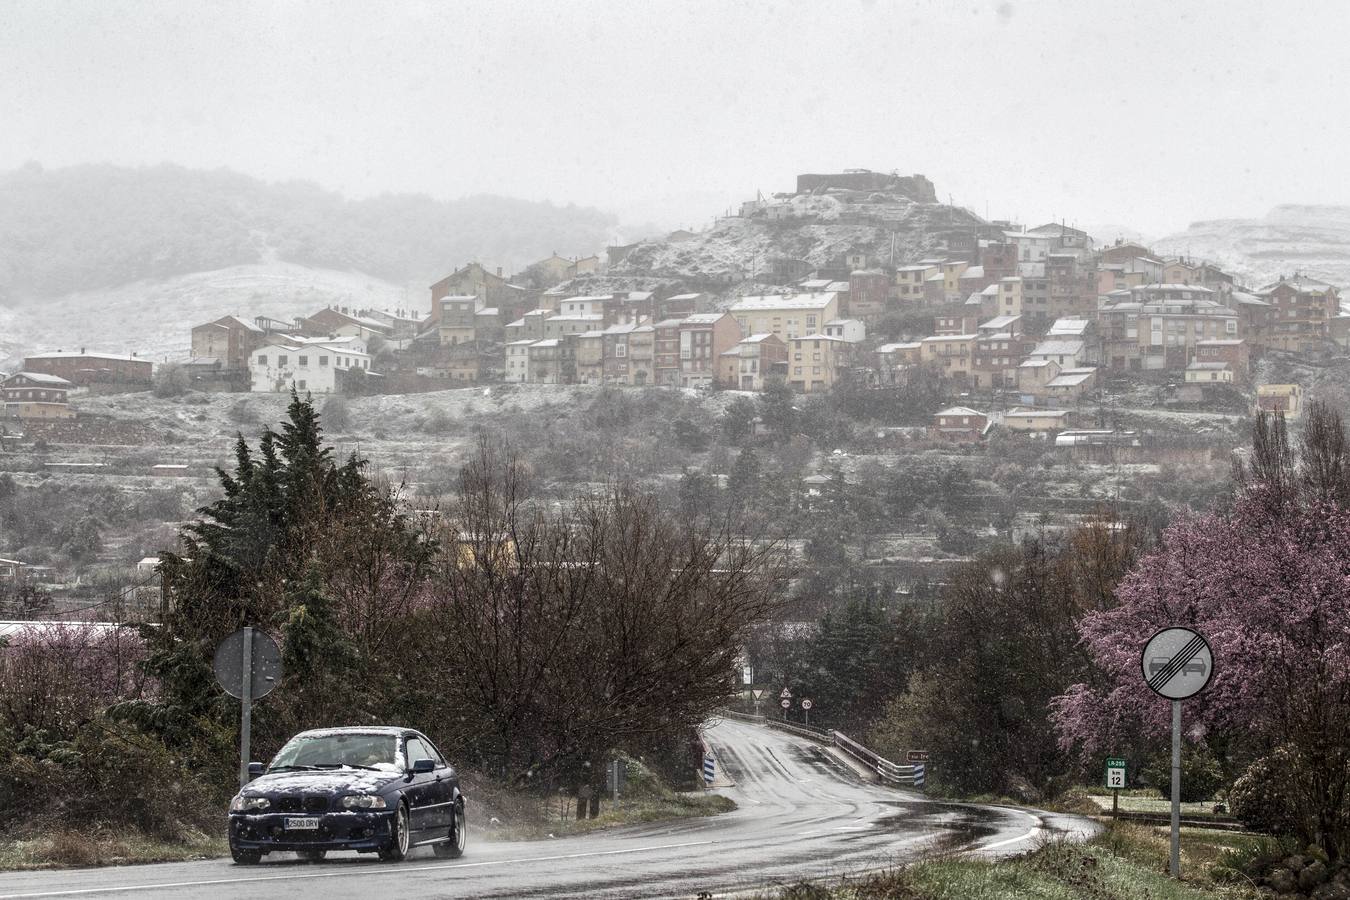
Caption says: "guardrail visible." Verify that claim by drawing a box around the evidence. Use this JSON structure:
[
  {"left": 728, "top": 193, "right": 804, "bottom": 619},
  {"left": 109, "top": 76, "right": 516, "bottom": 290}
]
[
  {"left": 715, "top": 708, "right": 766, "bottom": 726},
  {"left": 765, "top": 718, "right": 833, "bottom": 743},
  {"left": 714, "top": 708, "right": 926, "bottom": 788},
  {"left": 832, "top": 730, "right": 924, "bottom": 788}
]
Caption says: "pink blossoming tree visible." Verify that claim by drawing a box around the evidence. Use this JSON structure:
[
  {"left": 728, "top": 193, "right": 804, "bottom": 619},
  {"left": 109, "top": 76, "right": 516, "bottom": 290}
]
[{"left": 1052, "top": 406, "right": 1350, "bottom": 857}]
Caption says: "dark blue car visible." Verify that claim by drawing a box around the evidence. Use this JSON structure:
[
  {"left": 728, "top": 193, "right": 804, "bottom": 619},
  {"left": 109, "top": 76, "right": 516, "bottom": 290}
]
[{"left": 228, "top": 726, "right": 466, "bottom": 864}]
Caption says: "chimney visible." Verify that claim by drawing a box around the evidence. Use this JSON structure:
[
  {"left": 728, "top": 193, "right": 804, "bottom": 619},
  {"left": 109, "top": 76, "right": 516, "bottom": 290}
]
[{"left": 80, "top": 347, "right": 86, "bottom": 354}]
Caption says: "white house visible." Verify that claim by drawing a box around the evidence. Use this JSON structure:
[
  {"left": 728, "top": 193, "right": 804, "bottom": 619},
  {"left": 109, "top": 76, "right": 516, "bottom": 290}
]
[
  {"left": 504, "top": 339, "right": 535, "bottom": 383},
  {"left": 250, "top": 337, "right": 372, "bottom": 394},
  {"left": 823, "top": 319, "right": 866, "bottom": 343}
]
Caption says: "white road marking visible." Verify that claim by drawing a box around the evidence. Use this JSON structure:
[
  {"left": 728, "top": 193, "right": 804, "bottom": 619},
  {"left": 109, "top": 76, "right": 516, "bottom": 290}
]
[
  {"left": 971, "top": 826, "right": 1042, "bottom": 853},
  {"left": 0, "top": 839, "right": 719, "bottom": 899}
]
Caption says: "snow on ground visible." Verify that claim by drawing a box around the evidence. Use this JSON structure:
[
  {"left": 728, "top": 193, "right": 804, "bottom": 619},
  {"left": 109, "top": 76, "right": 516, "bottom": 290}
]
[
  {"left": 1154, "top": 204, "right": 1350, "bottom": 288},
  {"left": 1, "top": 262, "right": 413, "bottom": 368}
]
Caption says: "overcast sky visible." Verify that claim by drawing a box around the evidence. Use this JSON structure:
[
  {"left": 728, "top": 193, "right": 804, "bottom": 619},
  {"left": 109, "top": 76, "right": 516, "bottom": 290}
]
[{"left": 3, "top": 0, "right": 1348, "bottom": 237}]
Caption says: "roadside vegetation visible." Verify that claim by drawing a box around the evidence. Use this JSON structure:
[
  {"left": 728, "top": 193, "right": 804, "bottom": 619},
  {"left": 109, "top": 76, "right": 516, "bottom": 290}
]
[
  {"left": 0, "top": 393, "right": 782, "bottom": 867},
  {"left": 773, "top": 824, "right": 1268, "bottom": 899},
  {"left": 747, "top": 401, "right": 1350, "bottom": 876}
]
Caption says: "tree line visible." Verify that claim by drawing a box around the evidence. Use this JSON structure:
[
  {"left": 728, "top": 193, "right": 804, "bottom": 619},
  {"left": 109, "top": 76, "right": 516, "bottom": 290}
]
[
  {"left": 749, "top": 401, "right": 1350, "bottom": 859},
  {"left": 0, "top": 394, "right": 786, "bottom": 836}
]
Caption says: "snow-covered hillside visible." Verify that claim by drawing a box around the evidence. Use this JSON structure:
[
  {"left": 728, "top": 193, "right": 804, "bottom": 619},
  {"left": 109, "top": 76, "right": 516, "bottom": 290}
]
[
  {"left": 612, "top": 192, "right": 983, "bottom": 284},
  {"left": 1, "top": 262, "right": 414, "bottom": 367},
  {"left": 1154, "top": 205, "right": 1350, "bottom": 288}
]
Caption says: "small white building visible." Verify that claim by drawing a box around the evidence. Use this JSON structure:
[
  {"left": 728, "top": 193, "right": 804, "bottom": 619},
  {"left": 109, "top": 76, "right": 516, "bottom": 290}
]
[
  {"left": 822, "top": 319, "right": 866, "bottom": 343},
  {"left": 504, "top": 339, "right": 535, "bottom": 383},
  {"left": 249, "top": 337, "right": 372, "bottom": 394},
  {"left": 1185, "top": 361, "right": 1234, "bottom": 383}
]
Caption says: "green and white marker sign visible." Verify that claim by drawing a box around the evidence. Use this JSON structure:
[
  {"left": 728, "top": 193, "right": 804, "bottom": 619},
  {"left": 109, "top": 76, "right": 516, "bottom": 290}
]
[{"left": 1105, "top": 757, "right": 1127, "bottom": 790}]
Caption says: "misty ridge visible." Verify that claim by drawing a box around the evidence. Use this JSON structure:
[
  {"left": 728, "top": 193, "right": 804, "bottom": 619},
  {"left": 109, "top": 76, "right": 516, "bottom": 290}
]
[{"left": 0, "top": 162, "right": 619, "bottom": 300}]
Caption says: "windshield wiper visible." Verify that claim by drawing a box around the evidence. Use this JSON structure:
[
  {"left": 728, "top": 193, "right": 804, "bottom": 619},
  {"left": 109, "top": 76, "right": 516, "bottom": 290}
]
[
  {"left": 268, "top": 764, "right": 319, "bottom": 772},
  {"left": 313, "top": 763, "right": 382, "bottom": 771}
]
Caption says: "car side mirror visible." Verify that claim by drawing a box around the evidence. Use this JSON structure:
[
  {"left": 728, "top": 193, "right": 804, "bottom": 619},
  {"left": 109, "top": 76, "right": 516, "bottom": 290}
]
[
  {"left": 411, "top": 758, "right": 435, "bottom": 774},
  {"left": 247, "top": 761, "right": 264, "bottom": 777}
]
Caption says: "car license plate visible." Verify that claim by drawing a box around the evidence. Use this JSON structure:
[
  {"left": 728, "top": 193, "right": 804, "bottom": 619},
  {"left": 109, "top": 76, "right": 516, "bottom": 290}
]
[{"left": 286, "top": 817, "right": 319, "bottom": 830}]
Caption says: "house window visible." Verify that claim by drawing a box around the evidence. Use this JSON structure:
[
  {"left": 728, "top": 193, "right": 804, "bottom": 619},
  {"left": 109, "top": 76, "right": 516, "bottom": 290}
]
[
  {"left": 319, "top": 356, "right": 328, "bottom": 366},
  {"left": 278, "top": 355, "right": 288, "bottom": 366},
  {"left": 299, "top": 356, "right": 308, "bottom": 366},
  {"left": 257, "top": 355, "right": 267, "bottom": 365},
  {"left": 298, "top": 380, "right": 306, "bottom": 390},
  {"left": 794, "top": 367, "right": 802, "bottom": 375},
  {"left": 616, "top": 343, "right": 627, "bottom": 358}
]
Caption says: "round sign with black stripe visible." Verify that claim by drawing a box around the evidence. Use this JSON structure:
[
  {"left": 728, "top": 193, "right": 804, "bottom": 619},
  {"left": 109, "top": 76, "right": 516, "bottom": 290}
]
[{"left": 1140, "top": 626, "right": 1214, "bottom": 700}]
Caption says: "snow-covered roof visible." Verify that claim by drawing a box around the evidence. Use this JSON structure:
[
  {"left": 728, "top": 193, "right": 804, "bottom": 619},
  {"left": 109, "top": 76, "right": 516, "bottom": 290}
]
[
  {"left": 4, "top": 371, "right": 73, "bottom": 386},
  {"left": 877, "top": 342, "right": 921, "bottom": 352},
  {"left": 1047, "top": 372, "right": 1094, "bottom": 387},
  {"left": 960, "top": 265, "right": 986, "bottom": 278},
  {"left": 1030, "top": 339, "right": 1085, "bottom": 357},
  {"left": 682, "top": 313, "right": 729, "bottom": 325},
  {"left": 26, "top": 351, "right": 146, "bottom": 363},
  {"left": 1006, "top": 408, "right": 1070, "bottom": 420},
  {"left": 792, "top": 333, "right": 847, "bottom": 343},
  {"left": 979, "top": 315, "right": 1021, "bottom": 330},
  {"left": 730, "top": 293, "right": 838, "bottom": 312},
  {"left": 1195, "top": 338, "right": 1244, "bottom": 346},
  {"left": 921, "top": 334, "right": 977, "bottom": 343},
  {"left": 529, "top": 339, "right": 562, "bottom": 349},
  {"left": 1136, "top": 283, "right": 1216, "bottom": 294},
  {"left": 1186, "top": 361, "right": 1232, "bottom": 371},
  {"left": 740, "top": 333, "right": 778, "bottom": 344},
  {"left": 1258, "top": 274, "right": 1337, "bottom": 294},
  {"left": 666, "top": 293, "right": 704, "bottom": 301},
  {"left": 936, "top": 406, "right": 986, "bottom": 418},
  {"left": 1048, "top": 317, "right": 1091, "bottom": 335}
]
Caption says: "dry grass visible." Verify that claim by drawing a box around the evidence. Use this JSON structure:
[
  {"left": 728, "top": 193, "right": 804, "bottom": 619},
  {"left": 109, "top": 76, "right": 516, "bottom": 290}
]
[{"left": 0, "top": 826, "right": 227, "bottom": 871}]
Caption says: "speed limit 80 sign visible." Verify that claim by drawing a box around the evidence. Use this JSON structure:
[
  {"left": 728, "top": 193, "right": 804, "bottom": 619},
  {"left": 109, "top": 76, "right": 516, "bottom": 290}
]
[{"left": 1105, "top": 757, "right": 1127, "bottom": 790}]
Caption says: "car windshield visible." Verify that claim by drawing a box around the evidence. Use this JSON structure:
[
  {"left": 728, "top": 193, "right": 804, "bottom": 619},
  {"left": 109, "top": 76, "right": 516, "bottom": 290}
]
[{"left": 269, "top": 733, "right": 401, "bottom": 772}]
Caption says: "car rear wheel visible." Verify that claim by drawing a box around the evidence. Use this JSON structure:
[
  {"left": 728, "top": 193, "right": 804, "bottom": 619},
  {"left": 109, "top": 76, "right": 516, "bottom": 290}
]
[
  {"left": 297, "top": 849, "right": 327, "bottom": 862},
  {"left": 231, "top": 847, "right": 262, "bottom": 865},
  {"left": 433, "top": 802, "right": 466, "bottom": 859},
  {"left": 378, "top": 803, "right": 410, "bottom": 862}
]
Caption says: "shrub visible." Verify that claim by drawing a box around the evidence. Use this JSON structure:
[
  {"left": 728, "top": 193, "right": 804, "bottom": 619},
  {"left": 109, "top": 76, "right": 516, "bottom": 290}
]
[
  {"left": 226, "top": 399, "right": 258, "bottom": 425},
  {"left": 1140, "top": 744, "right": 1225, "bottom": 802},
  {"left": 151, "top": 364, "right": 190, "bottom": 398},
  {"left": 1229, "top": 747, "right": 1306, "bottom": 836},
  {"left": 321, "top": 395, "right": 350, "bottom": 432}
]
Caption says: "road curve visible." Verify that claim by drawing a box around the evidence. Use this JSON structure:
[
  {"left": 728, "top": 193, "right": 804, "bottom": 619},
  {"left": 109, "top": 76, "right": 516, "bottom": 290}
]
[{"left": 0, "top": 718, "right": 1097, "bottom": 899}]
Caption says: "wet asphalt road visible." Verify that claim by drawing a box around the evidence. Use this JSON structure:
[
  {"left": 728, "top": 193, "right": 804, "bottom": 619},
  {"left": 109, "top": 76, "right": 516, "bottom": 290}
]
[{"left": 0, "top": 718, "right": 1097, "bottom": 899}]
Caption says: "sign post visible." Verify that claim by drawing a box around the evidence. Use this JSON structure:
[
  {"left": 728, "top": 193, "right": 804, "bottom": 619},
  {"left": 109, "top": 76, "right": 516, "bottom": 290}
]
[
  {"left": 702, "top": 755, "right": 716, "bottom": 786},
  {"left": 780, "top": 687, "right": 792, "bottom": 721},
  {"left": 751, "top": 688, "right": 765, "bottom": 718},
  {"left": 801, "top": 698, "right": 813, "bottom": 727},
  {"left": 1105, "top": 757, "right": 1127, "bottom": 818},
  {"left": 213, "top": 627, "right": 283, "bottom": 788},
  {"left": 1140, "top": 626, "right": 1214, "bottom": 879}
]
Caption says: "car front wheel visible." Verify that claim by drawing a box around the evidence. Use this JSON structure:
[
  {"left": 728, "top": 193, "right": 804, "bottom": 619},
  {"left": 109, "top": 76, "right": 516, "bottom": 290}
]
[
  {"left": 433, "top": 802, "right": 466, "bottom": 859},
  {"left": 378, "top": 803, "right": 410, "bottom": 862},
  {"left": 231, "top": 847, "right": 262, "bottom": 865}
]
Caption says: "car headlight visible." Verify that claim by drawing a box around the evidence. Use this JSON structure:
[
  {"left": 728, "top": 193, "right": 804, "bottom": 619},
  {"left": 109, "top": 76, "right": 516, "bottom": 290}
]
[
  {"left": 341, "top": 794, "right": 388, "bottom": 810},
  {"left": 230, "top": 795, "right": 271, "bottom": 812}
]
